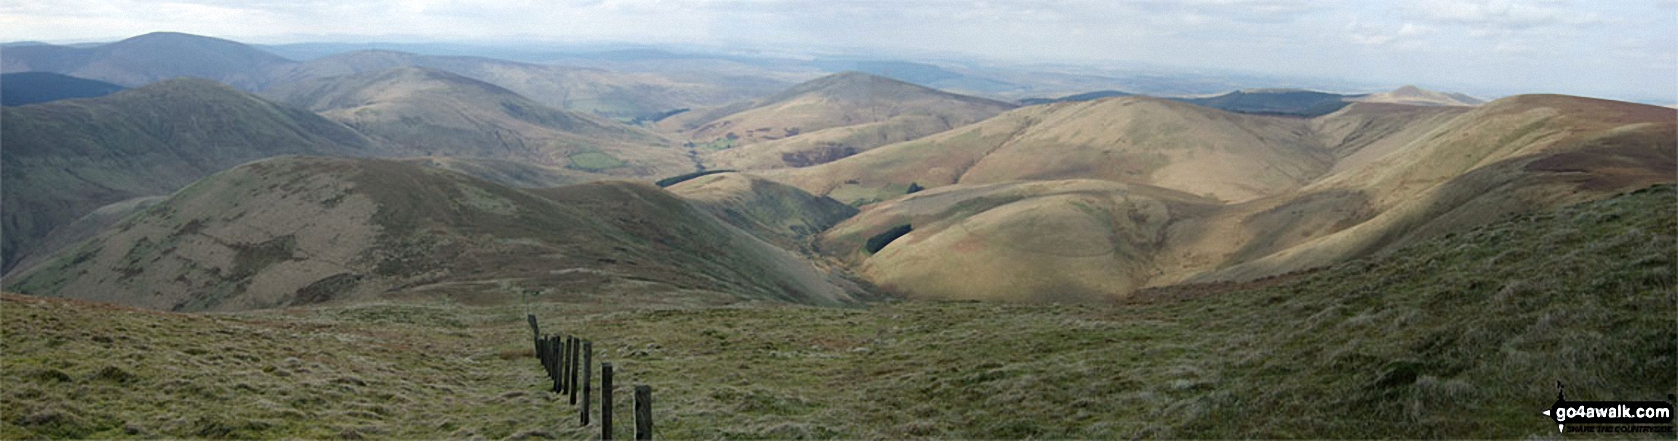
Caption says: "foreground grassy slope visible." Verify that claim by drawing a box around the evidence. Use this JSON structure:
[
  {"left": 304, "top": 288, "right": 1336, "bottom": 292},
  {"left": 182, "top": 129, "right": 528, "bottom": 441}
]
[{"left": 5, "top": 184, "right": 1671, "bottom": 438}]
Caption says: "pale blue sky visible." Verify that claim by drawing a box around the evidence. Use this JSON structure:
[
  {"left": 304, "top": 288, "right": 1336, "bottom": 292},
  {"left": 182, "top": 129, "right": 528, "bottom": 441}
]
[{"left": 2, "top": 0, "right": 1673, "bottom": 102}]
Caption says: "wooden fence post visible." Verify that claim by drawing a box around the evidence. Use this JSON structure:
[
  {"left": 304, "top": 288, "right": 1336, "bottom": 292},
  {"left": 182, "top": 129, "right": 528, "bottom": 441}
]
[
  {"left": 560, "top": 337, "right": 573, "bottom": 392},
  {"left": 527, "top": 314, "right": 539, "bottom": 339},
  {"left": 537, "top": 334, "right": 548, "bottom": 372},
  {"left": 581, "top": 341, "right": 593, "bottom": 426},
  {"left": 549, "top": 335, "right": 562, "bottom": 394},
  {"left": 634, "top": 385, "right": 652, "bottom": 440},
  {"left": 570, "top": 337, "right": 581, "bottom": 405},
  {"left": 602, "top": 362, "right": 614, "bottom": 440}
]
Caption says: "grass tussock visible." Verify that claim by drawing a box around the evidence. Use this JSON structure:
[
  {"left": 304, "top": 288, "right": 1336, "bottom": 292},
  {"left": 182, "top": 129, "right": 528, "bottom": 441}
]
[{"left": 3, "top": 185, "right": 1673, "bottom": 438}]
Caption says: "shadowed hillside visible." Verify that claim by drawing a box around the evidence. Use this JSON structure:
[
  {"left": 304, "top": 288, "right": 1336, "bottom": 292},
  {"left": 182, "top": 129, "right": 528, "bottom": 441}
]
[
  {"left": 3, "top": 184, "right": 1669, "bottom": 438},
  {"left": 668, "top": 172, "right": 859, "bottom": 252},
  {"left": 1175, "top": 88, "right": 1352, "bottom": 117},
  {"left": 0, "top": 78, "right": 383, "bottom": 276},
  {"left": 0, "top": 72, "right": 124, "bottom": 106},
  {"left": 5, "top": 157, "right": 863, "bottom": 311},
  {"left": 261, "top": 67, "right": 687, "bottom": 178},
  {"left": 665, "top": 72, "right": 1016, "bottom": 170}
]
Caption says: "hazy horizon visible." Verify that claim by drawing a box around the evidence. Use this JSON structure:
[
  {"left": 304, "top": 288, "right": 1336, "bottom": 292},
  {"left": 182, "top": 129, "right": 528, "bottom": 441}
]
[{"left": 2, "top": 1, "right": 1674, "bottom": 104}]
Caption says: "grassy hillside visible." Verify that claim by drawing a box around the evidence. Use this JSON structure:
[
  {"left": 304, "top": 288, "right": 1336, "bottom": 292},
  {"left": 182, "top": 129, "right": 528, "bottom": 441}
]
[
  {"left": 796, "top": 94, "right": 1674, "bottom": 302},
  {"left": 818, "top": 180, "right": 1218, "bottom": 303},
  {"left": 0, "top": 32, "right": 292, "bottom": 90},
  {"left": 0, "top": 78, "right": 383, "bottom": 276},
  {"left": 666, "top": 72, "right": 1016, "bottom": 169},
  {"left": 4, "top": 184, "right": 1671, "bottom": 438},
  {"left": 772, "top": 96, "right": 1333, "bottom": 205},
  {"left": 1196, "top": 94, "right": 1677, "bottom": 283},
  {"left": 0, "top": 72, "right": 124, "bottom": 106},
  {"left": 5, "top": 157, "right": 863, "bottom": 311},
  {"left": 261, "top": 66, "right": 688, "bottom": 179}
]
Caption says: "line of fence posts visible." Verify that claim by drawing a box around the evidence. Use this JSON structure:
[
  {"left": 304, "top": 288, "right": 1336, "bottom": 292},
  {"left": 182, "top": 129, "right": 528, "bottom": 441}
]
[{"left": 528, "top": 314, "right": 652, "bottom": 439}]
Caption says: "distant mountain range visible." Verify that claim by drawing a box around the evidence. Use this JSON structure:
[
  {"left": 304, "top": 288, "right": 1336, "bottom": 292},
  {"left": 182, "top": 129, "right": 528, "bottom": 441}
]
[{"left": 1, "top": 32, "right": 782, "bottom": 119}]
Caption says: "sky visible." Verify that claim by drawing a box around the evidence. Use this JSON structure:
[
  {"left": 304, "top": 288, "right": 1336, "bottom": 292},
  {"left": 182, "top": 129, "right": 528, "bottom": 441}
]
[{"left": 1, "top": 0, "right": 1674, "bottom": 102}]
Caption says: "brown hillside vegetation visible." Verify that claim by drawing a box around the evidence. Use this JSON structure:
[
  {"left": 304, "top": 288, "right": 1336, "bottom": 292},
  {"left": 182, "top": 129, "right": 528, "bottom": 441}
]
[
  {"left": 260, "top": 67, "right": 690, "bottom": 179},
  {"left": 802, "top": 94, "right": 1675, "bottom": 302},
  {"left": 664, "top": 72, "right": 1015, "bottom": 169},
  {"left": 0, "top": 78, "right": 384, "bottom": 276},
  {"left": 4, "top": 157, "right": 864, "bottom": 311}
]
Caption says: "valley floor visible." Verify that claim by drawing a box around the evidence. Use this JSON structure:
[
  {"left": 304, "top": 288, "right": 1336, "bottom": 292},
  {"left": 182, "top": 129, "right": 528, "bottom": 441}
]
[{"left": 3, "top": 185, "right": 1674, "bottom": 439}]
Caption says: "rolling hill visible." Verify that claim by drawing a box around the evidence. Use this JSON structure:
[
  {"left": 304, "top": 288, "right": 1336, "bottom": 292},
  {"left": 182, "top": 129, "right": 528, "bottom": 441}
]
[
  {"left": 1190, "top": 94, "right": 1676, "bottom": 283},
  {"left": 265, "top": 50, "right": 771, "bottom": 118},
  {"left": 1351, "top": 85, "right": 1483, "bottom": 106},
  {"left": 0, "top": 32, "right": 292, "bottom": 89},
  {"left": 0, "top": 72, "right": 124, "bottom": 106},
  {"left": 664, "top": 72, "right": 1017, "bottom": 170},
  {"left": 260, "top": 66, "right": 687, "bottom": 178},
  {"left": 796, "top": 94, "right": 1674, "bottom": 302},
  {"left": 0, "top": 78, "right": 384, "bottom": 276},
  {"left": 768, "top": 95, "right": 1335, "bottom": 205},
  {"left": 4, "top": 157, "right": 864, "bottom": 311}
]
